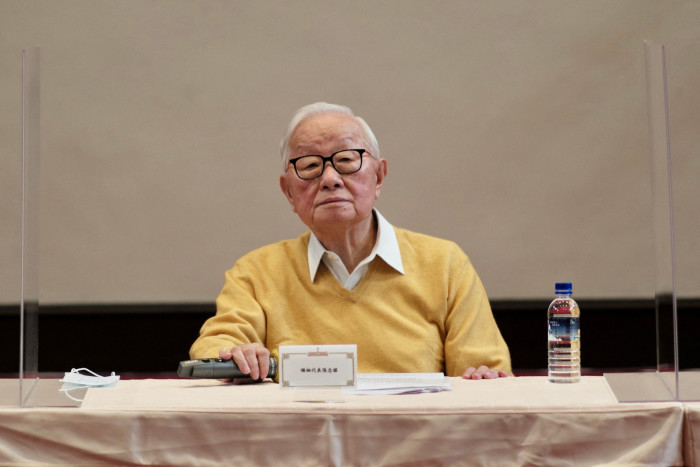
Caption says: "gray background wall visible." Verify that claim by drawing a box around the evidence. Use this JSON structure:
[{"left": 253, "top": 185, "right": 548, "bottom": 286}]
[{"left": 1, "top": 0, "right": 698, "bottom": 304}]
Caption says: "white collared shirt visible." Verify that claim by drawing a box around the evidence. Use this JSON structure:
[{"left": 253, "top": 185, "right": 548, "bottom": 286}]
[{"left": 307, "top": 210, "right": 404, "bottom": 290}]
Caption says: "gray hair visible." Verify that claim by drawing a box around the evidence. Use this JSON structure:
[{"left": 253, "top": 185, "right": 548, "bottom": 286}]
[{"left": 279, "top": 102, "right": 380, "bottom": 172}]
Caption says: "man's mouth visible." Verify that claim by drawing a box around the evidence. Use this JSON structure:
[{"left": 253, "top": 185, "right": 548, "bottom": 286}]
[{"left": 318, "top": 198, "right": 349, "bottom": 206}]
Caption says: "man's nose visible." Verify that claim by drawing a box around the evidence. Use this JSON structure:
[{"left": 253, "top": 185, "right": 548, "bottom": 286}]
[{"left": 319, "top": 160, "right": 343, "bottom": 187}]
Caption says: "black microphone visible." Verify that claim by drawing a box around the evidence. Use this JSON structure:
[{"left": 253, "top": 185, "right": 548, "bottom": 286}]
[{"left": 177, "top": 349, "right": 279, "bottom": 382}]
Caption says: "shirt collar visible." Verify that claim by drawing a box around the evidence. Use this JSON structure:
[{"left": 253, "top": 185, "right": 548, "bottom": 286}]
[{"left": 307, "top": 209, "right": 404, "bottom": 282}]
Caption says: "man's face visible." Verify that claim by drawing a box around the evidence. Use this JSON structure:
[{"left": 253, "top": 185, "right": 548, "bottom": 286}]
[{"left": 279, "top": 112, "right": 387, "bottom": 234}]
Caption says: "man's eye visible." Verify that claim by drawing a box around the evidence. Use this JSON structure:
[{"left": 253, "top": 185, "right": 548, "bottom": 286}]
[{"left": 299, "top": 161, "right": 320, "bottom": 170}]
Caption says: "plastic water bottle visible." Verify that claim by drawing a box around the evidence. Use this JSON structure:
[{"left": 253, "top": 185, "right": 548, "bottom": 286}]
[{"left": 547, "top": 282, "right": 581, "bottom": 383}]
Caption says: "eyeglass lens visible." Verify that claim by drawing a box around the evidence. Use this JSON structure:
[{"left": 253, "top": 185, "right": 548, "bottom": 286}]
[{"left": 294, "top": 150, "right": 363, "bottom": 179}]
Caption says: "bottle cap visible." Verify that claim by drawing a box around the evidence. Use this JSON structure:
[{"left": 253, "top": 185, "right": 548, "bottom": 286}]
[{"left": 555, "top": 282, "right": 572, "bottom": 294}]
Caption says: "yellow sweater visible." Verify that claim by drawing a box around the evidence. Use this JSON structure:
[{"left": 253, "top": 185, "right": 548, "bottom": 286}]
[{"left": 190, "top": 228, "right": 511, "bottom": 376}]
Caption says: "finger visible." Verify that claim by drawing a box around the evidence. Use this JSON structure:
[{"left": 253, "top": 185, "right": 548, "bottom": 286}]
[
  {"left": 255, "top": 347, "right": 271, "bottom": 380},
  {"left": 475, "top": 365, "right": 490, "bottom": 379},
  {"left": 462, "top": 366, "right": 510, "bottom": 380},
  {"left": 476, "top": 368, "right": 510, "bottom": 379},
  {"left": 471, "top": 365, "right": 491, "bottom": 380},
  {"left": 230, "top": 346, "right": 253, "bottom": 377},
  {"left": 241, "top": 345, "right": 262, "bottom": 380},
  {"left": 242, "top": 344, "right": 273, "bottom": 380}
]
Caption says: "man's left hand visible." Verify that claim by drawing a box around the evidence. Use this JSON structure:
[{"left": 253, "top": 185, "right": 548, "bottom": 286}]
[{"left": 462, "top": 366, "right": 509, "bottom": 380}]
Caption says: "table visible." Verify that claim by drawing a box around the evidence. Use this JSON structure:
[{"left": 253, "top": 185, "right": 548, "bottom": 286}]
[
  {"left": 685, "top": 403, "right": 700, "bottom": 466},
  {"left": 0, "top": 376, "right": 686, "bottom": 466}
]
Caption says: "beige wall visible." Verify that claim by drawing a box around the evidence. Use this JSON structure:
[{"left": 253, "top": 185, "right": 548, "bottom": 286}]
[{"left": 1, "top": 0, "right": 698, "bottom": 304}]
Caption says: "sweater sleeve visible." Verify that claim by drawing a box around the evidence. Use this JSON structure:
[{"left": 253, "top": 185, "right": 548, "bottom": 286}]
[
  {"left": 189, "top": 263, "right": 267, "bottom": 359},
  {"left": 443, "top": 250, "right": 512, "bottom": 376}
]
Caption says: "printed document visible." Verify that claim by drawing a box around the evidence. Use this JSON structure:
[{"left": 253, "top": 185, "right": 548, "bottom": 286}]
[{"left": 342, "top": 373, "right": 452, "bottom": 395}]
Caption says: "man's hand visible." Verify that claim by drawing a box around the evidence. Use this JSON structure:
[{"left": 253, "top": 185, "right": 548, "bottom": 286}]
[
  {"left": 462, "top": 365, "right": 509, "bottom": 380},
  {"left": 219, "top": 343, "right": 270, "bottom": 383}
]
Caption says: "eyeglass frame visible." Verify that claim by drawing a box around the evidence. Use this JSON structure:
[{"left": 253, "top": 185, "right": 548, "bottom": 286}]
[{"left": 287, "top": 149, "right": 369, "bottom": 180}]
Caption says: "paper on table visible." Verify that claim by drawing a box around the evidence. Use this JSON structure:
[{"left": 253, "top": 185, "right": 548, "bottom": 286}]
[{"left": 342, "top": 373, "right": 452, "bottom": 395}]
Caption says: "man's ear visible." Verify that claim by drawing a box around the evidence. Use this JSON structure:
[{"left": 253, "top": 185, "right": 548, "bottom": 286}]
[
  {"left": 280, "top": 174, "right": 297, "bottom": 213},
  {"left": 374, "top": 158, "right": 388, "bottom": 200}
]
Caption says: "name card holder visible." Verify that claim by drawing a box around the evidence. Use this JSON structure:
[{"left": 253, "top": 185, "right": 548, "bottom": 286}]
[{"left": 279, "top": 345, "right": 357, "bottom": 389}]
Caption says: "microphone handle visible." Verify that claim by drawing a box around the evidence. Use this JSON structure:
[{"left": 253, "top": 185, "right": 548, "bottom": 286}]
[{"left": 178, "top": 351, "right": 278, "bottom": 381}]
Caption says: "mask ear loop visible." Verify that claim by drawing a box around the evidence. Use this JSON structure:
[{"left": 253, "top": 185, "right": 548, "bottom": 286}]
[
  {"left": 59, "top": 385, "right": 86, "bottom": 402},
  {"left": 70, "top": 368, "right": 116, "bottom": 379},
  {"left": 65, "top": 368, "right": 118, "bottom": 384}
]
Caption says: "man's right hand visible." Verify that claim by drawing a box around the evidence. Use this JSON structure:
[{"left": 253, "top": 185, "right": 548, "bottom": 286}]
[{"left": 219, "top": 343, "right": 271, "bottom": 382}]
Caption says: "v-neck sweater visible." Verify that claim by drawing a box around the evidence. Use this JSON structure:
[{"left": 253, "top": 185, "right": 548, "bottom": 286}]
[{"left": 190, "top": 228, "right": 511, "bottom": 376}]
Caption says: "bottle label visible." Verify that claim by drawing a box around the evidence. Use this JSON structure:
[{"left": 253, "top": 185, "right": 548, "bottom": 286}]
[{"left": 548, "top": 316, "right": 580, "bottom": 342}]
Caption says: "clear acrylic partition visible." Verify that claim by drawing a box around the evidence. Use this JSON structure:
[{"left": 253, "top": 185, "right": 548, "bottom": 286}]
[
  {"left": 605, "top": 41, "right": 700, "bottom": 402},
  {"left": 0, "top": 47, "right": 88, "bottom": 408},
  {"left": 4, "top": 47, "right": 85, "bottom": 408},
  {"left": 20, "top": 47, "right": 41, "bottom": 406},
  {"left": 645, "top": 41, "right": 679, "bottom": 398}
]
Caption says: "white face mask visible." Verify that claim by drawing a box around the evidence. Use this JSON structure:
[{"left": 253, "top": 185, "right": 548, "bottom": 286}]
[
  {"left": 60, "top": 368, "right": 120, "bottom": 387},
  {"left": 59, "top": 368, "right": 120, "bottom": 401}
]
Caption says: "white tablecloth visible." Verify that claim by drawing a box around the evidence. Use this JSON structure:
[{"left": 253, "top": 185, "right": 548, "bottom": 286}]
[
  {"left": 685, "top": 403, "right": 700, "bottom": 467},
  {"left": 0, "top": 376, "right": 686, "bottom": 466}
]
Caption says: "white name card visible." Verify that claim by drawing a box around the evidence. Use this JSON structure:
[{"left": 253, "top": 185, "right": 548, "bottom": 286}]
[{"left": 279, "top": 345, "right": 357, "bottom": 389}]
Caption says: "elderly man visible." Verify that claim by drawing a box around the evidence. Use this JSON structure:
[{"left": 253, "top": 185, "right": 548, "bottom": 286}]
[{"left": 190, "top": 102, "right": 511, "bottom": 380}]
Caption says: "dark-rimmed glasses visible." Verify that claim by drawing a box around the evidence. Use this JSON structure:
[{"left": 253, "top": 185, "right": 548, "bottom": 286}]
[{"left": 288, "top": 149, "right": 368, "bottom": 180}]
